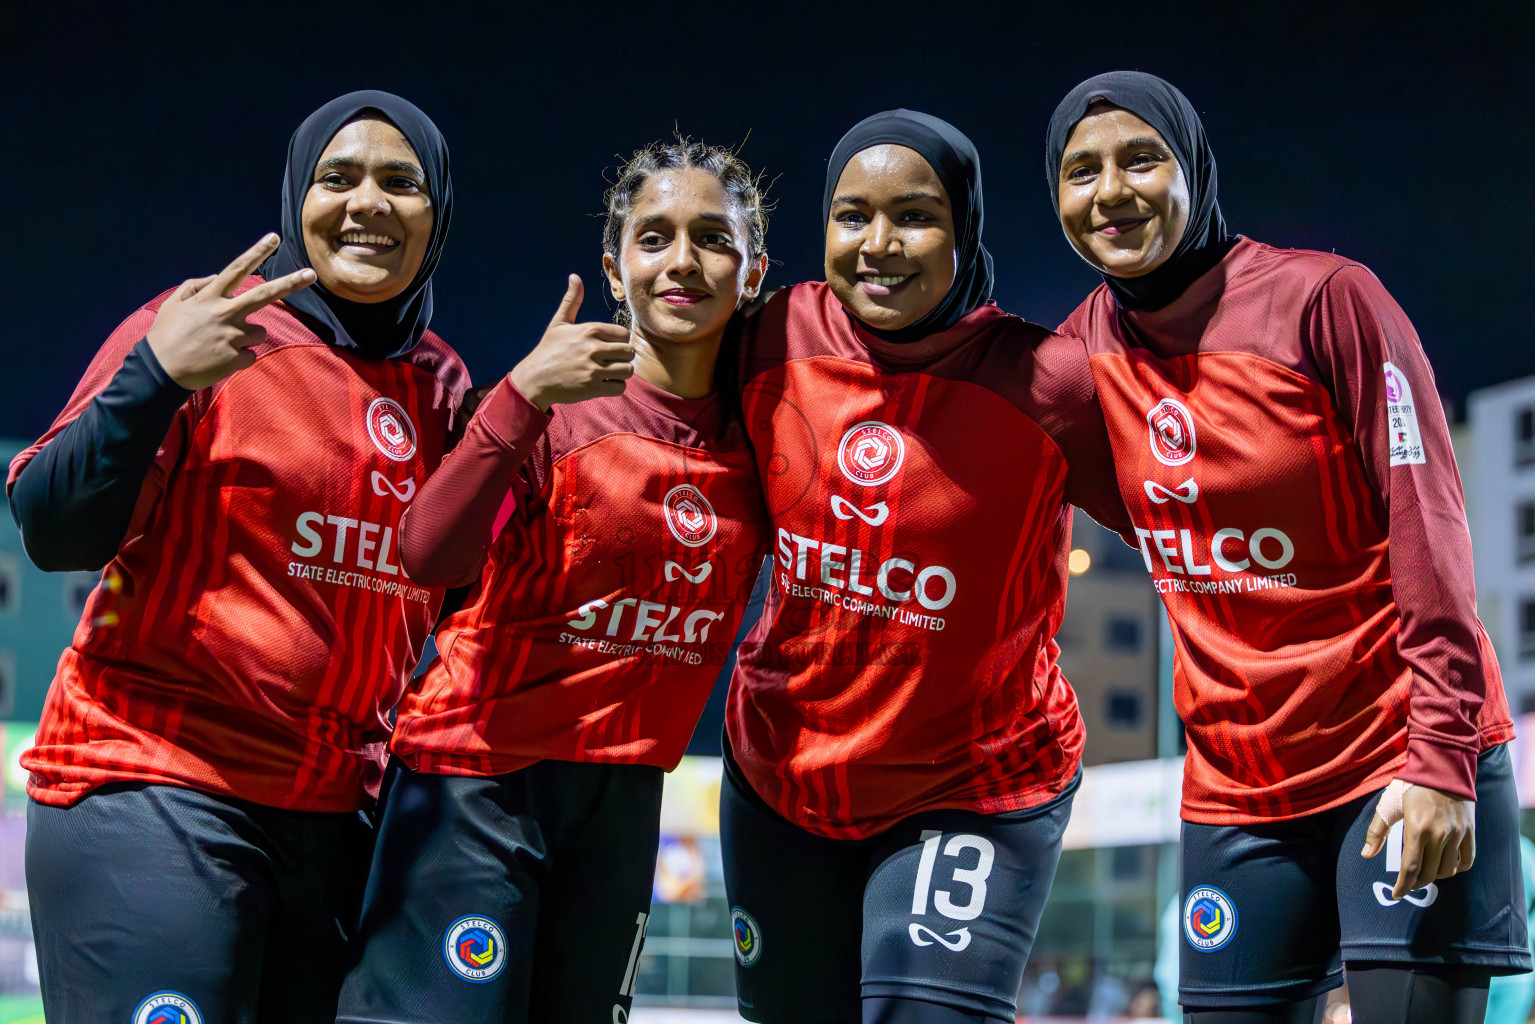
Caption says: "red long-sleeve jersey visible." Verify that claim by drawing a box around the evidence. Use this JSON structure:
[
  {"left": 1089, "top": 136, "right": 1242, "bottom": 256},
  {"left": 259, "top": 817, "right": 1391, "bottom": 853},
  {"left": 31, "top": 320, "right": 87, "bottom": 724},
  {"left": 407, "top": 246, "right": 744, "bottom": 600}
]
[
  {"left": 727, "top": 282, "right": 1128, "bottom": 839},
  {"left": 388, "top": 374, "right": 769, "bottom": 776},
  {"left": 9, "top": 279, "right": 469, "bottom": 811},
  {"left": 1062, "top": 238, "right": 1513, "bottom": 824}
]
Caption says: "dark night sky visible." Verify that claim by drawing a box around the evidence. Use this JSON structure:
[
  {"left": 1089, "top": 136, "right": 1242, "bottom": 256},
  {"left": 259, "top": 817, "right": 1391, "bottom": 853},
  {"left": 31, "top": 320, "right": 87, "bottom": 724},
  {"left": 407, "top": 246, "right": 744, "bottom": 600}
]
[{"left": 4, "top": 2, "right": 1531, "bottom": 437}]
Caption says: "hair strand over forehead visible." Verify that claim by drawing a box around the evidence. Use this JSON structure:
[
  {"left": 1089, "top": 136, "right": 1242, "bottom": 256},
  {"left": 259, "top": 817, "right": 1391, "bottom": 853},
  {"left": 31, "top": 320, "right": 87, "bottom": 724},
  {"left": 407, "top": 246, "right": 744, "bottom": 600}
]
[{"left": 602, "top": 135, "right": 772, "bottom": 325}]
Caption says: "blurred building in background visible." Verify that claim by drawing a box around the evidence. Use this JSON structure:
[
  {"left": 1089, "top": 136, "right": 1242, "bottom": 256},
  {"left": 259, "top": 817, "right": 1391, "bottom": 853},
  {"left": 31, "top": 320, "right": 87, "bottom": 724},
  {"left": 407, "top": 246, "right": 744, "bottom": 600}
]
[
  {"left": 1056, "top": 510, "right": 1162, "bottom": 766},
  {"left": 0, "top": 443, "right": 95, "bottom": 724},
  {"left": 1467, "top": 377, "right": 1535, "bottom": 715}
]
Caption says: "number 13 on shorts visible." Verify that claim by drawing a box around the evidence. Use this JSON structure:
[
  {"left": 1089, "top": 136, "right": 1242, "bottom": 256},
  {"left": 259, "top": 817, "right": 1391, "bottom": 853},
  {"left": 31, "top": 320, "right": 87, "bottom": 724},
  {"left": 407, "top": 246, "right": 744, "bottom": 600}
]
[{"left": 909, "top": 830, "right": 995, "bottom": 951}]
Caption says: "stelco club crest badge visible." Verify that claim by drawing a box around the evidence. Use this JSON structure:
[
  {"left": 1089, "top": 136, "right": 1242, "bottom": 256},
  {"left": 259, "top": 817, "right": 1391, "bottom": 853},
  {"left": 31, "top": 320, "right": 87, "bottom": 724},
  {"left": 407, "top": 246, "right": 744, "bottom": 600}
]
[
  {"left": 444, "top": 915, "right": 508, "bottom": 982},
  {"left": 1146, "top": 398, "right": 1197, "bottom": 467},
  {"left": 663, "top": 484, "right": 718, "bottom": 548},
  {"left": 366, "top": 396, "right": 418, "bottom": 462},
  {"left": 133, "top": 991, "right": 203, "bottom": 1024},
  {"left": 1183, "top": 885, "right": 1238, "bottom": 952},
  {"left": 731, "top": 906, "right": 763, "bottom": 968},
  {"left": 837, "top": 420, "right": 905, "bottom": 487}
]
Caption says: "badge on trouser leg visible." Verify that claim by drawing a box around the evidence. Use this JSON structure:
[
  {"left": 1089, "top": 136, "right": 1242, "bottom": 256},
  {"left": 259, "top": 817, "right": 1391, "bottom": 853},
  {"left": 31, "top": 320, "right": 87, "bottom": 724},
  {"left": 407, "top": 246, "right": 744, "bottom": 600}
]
[
  {"left": 732, "top": 906, "right": 764, "bottom": 967},
  {"left": 133, "top": 991, "right": 204, "bottom": 1024},
  {"left": 1183, "top": 885, "right": 1238, "bottom": 951},
  {"left": 443, "top": 916, "right": 508, "bottom": 983}
]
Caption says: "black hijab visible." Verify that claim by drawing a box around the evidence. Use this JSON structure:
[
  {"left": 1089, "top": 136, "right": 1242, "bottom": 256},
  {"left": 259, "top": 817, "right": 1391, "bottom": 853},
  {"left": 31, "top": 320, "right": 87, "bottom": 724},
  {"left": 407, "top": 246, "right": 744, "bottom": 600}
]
[
  {"left": 260, "top": 90, "right": 452, "bottom": 358},
  {"left": 823, "top": 109, "right": 994, "bottom": 343},
  {"left": 1045, "top": 71, "right": 1234, "bottom": 312}
]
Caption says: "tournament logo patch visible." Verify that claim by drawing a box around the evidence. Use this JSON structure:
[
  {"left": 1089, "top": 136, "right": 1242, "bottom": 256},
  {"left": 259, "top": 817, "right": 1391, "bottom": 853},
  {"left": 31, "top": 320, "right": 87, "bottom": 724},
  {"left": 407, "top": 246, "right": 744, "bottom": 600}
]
[
  {"left": 1146, "top": 398, "right": 1197, "bottom": 467},
  {"left": 132, "top": 991, "right": 202, "bottom": 1024},
  {"left": 444, "top": 915, "right": 508, "bottom": 982},
  {"left": 1183, "top": 885, "right": 1237, "bottom": 951},
  {"left": 837, "top": 421, "right": 905, "bottom": 487},
  {"left": 1383, "top": 361, "right": 1426, "bottom": 466},
  {"left": 366, "top": 396, "right": 418, "bottom": 462},
  {"left": 663, "top": 484, "right": 718, "bottom": 548},
  {"left": 731, "top": 906, "right": 763, "bottom": 967}
]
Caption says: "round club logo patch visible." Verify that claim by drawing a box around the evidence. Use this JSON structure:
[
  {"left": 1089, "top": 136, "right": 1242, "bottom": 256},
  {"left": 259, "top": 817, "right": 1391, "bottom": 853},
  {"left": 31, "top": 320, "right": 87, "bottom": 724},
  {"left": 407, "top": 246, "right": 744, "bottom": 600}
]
[
  {"left": 1183, "top": 885, "right": 1237, "bottom": 951},
  {"left": 1146, "top": 398, "right": 1197, "bottom": 467},
  {"left": 663, "top": 484, "right": 718, "bottom": 548},
  {"left": 837, "top": 420, "right": 905, "bottom": 487},
  {"left": 444, "top": 915, "right": 508, "bottom": 982},
  {"left": 133, "top": 991, "right": 203, "bottom": 1024},
  {"left": 731, "top": 906, "right": 763, "bottom": 968},
  {"left": 366, "top": 396, "right": 418, "bottom": 462}
]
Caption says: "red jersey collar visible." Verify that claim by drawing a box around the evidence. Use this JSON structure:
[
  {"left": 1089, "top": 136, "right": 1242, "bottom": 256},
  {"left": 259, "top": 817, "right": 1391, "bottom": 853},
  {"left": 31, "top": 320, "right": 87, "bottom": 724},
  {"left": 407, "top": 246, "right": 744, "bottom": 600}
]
[{"left": 826, "top": 285, "right": 1012, "bottom": 372}]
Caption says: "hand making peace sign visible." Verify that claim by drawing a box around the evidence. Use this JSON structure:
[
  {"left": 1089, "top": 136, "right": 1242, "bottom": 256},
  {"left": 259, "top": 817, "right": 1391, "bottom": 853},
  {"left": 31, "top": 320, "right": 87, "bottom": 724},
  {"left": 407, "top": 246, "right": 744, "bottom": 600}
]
[{"left": 145, "top": 233, "right": 317, "bottom": 391}]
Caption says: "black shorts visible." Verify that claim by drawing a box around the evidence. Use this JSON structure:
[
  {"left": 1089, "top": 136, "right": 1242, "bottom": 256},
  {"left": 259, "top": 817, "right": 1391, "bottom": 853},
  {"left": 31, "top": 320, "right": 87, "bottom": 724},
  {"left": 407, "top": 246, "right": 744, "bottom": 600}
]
[
  {"left": 1180, "top": 742, "right": 1532, "bottom": 1009},
  {"left": 720, "top": 746, "right": 1079, "bottom": 1023},
  {"left": 26, "top": 782, "right": 374, "bottom": 1024},
  {"left": 335, "top": 757, "right": 663, "bottom": 1024}
]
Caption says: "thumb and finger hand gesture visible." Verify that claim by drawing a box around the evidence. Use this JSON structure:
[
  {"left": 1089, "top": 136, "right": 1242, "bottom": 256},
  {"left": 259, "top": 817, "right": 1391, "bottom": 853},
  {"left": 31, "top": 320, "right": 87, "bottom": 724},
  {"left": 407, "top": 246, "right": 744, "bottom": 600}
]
[
  {"left": 509, "top": 274, "right": 635, "bottom": 412},
  {"left": 146, "top": 234, "right": 316, "bottom": 391}
]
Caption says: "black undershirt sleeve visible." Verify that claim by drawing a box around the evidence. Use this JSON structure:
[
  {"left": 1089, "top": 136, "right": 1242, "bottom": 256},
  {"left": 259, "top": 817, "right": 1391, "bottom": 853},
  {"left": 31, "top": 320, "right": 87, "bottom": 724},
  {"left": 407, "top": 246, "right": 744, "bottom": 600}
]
[{"left": 9, "top": 338, "right": 192, "bottom": 572}]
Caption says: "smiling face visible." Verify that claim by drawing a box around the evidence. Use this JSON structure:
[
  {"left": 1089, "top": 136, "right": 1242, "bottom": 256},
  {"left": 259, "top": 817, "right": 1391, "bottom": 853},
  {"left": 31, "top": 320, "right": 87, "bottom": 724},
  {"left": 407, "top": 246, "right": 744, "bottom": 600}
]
[
  {"left": 301, "top": 117, "right": 434, "bottom": 303},
  {"left": 1057, "top": 105, "right": 1190, "bottom": 278},
  {"left": 603, "top": 167, "right": 766, "bottom": 346},
  {"left": 825, "top": 145, "right": 957, "bottom": 331}
]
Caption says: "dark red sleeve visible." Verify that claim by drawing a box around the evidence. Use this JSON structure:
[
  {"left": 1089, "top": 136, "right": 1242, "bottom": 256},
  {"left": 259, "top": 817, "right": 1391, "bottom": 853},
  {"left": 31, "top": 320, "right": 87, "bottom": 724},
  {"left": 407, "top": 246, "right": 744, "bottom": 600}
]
[
  {"left": 1308, "top": 264, "right": 1485, "bottom": 799},
  {"left": 398, "top": 376, "right": 551, "bottom": 588},
  {"left": 1040, "top": 331, "right": 1135, "bottom": 538},
  {"left": 7, "top": 298, "right": 201, "bottom": 566}
]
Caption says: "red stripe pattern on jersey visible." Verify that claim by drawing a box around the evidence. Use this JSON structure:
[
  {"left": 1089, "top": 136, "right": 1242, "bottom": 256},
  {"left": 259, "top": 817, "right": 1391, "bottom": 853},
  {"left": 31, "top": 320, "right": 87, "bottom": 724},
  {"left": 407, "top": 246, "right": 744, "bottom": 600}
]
[
  {"left": 728, "top": 282, "right": 1090, "bottom": 839},
  {"left": 391, "top": 378, "right": 769, "bottom": 775},
  {"left": 1064, "top": 239, "right": 1513, "bottom": 824},
  {"left": 12, "top": 280, "right": 468, "bottom": 811}
]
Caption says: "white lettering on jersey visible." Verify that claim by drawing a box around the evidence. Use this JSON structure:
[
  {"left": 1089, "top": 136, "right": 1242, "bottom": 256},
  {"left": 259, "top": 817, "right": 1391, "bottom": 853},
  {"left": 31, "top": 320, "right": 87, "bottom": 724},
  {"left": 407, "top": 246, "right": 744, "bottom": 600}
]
[
  {"left": 289, "top": 511, "right": 402, "bottom": 575},
  {"left": 565, "top": 597, "right": 722, "bottom": 644},
  {"left": 1384, "top": 361, "right": 1427, "bottom": 466},
  {"left": 775, "top": 528, "right": 956, "bottom": 614},
  {"left": 1134, "top": 526, "right": 1295, "bottom": 576}
]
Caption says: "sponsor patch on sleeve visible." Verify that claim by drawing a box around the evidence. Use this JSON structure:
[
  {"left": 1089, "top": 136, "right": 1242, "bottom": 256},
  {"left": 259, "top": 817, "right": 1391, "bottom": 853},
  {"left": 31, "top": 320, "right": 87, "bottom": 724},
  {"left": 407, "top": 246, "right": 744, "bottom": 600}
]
[{"left": 1383, "top": 362, "right": 1426, "bottom": 466}]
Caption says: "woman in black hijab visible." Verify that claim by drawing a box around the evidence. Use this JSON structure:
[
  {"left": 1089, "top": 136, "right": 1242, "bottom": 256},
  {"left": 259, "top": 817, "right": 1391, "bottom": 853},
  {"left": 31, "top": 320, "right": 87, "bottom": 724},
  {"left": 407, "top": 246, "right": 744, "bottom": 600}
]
[
  {"left": 719, "top": 110, "right": 1127, "bottom": 1024},
  {"left": 1046, "top": 71, "right": 1235, "bottom": 312},
  {"left": 1048, "top": 72, "right": 1526, "bottom": 1024},
  {"left": 261, "top": 89, "right": 453, "bottom": 357},
  {"left": 11, "top": 91, "right": 470, "bottom": 1024},
  {"left": 820, "top": 108, "right": 996, "bottom": 339}
]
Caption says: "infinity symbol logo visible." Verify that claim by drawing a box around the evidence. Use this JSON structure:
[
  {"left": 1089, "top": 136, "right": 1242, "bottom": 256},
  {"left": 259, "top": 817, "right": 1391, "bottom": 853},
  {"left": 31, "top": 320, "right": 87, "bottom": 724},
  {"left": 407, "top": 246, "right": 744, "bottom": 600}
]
[
  {"left": 1143, "top": 478, "right": 1199, "bottom": 504},
  {"left": 664, "top": 561, "right": 713, "bottom": 584},
  {"left": 830, "top": 495, "right": 890, "bottom": 526},
  {"left": 1372, "top": 882, "right": 1438, "bottom": 908},
  {"left": 371, "top": 472, "right": 416, "bottom": 502},
  {"left": 908, "top": 923, "right": 972, "bottom": 951}
]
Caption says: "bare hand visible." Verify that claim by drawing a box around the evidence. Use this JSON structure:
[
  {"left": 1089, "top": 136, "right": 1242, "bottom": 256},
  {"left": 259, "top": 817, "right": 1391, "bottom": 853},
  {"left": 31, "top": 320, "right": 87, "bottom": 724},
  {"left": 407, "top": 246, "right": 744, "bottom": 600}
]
[
  {"left": 1361, "top": 780, "right": 1475, "bottom": 899},
  {"left": 508, "top": 275, "right": 635, "bottom": 412},
  {"left": 146, "top": 234, "right": 316, "bottom": 390}
]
